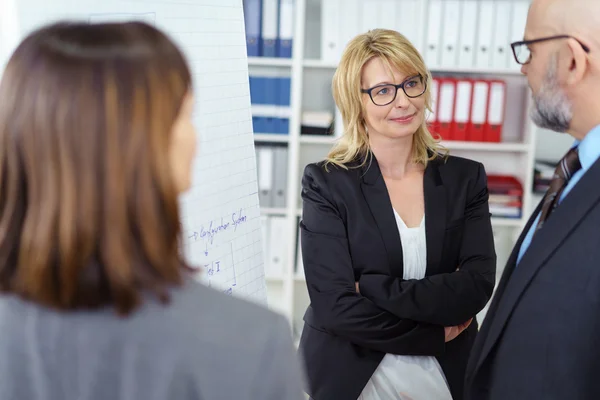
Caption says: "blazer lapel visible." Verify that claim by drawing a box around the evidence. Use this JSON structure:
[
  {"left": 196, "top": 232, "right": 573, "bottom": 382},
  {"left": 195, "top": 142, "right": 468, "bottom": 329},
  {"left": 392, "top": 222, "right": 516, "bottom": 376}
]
[
  {"left": 468, "top": 197, "right": 543, "bottom": 379},
  {"left": 473, "top": 158, "right": 600, "bottom": 375},
  {"left": 423, "top": 157, "right": 447, "bottom": 276},
  {"left": 360, "top": 153, "right": 404, "bottom": 278}
]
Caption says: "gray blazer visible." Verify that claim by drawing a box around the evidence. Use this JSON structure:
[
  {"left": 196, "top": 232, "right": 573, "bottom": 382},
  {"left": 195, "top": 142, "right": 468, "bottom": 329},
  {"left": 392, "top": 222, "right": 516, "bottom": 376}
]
[{"left": 0, "top": 277, "right": 305, "bottom": 400}]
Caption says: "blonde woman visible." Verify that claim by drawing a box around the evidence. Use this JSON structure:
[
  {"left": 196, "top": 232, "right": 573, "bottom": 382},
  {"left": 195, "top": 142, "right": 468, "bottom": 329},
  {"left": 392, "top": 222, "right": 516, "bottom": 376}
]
[{"left": 298, "top": 29, "right": 496, "bottom": 400}]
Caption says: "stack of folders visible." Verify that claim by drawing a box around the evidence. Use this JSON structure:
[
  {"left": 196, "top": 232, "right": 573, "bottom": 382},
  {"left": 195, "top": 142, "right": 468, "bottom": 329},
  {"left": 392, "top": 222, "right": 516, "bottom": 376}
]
[
  {"left": 428, "top": 77, "right": 506, "bottom": 142},
  {"left": 301, "top": 111, "right": 334, "bottom": 136},
  {"left": 532, "top": 160, "right": 557, "bottom": 194},
  {"left": 243, "top": 0, "right": 294, "bottom": 58},
  {"left": 487, "top": 175, "right": 523, "bottom": 219},
  {"left": 255, "top": 144, "right": 288, "bottom": 208},
  {"left": 261, "top": 215, "right": 288, "bottom": 279},
  {"left": 250, "top": 75, "right": 292, "bottom": 134},
  {"left": 320, "top": 0, "right": 529, "bottom": 71}
]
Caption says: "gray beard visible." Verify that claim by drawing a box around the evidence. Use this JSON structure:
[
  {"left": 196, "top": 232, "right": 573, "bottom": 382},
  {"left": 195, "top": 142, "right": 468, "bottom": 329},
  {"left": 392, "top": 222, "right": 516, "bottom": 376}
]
[{"left": 530, "top": 58, "right": 573, "bottom": 133}]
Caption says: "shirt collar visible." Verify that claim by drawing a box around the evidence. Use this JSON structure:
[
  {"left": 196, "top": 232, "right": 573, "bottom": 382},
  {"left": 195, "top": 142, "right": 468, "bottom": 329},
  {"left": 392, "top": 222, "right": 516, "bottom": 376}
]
[{"left": 572, "top": 124, "right": 600, "bottom": 172}]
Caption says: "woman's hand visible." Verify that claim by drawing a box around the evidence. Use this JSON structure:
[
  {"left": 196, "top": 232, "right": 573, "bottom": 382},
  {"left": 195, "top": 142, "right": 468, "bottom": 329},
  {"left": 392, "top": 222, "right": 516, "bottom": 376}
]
[
  {"left": 444, "top": 317, "right": 473, "bottom": 342},
  {"left": 355, "top": 282, "right": 360, "bottom": 293}
]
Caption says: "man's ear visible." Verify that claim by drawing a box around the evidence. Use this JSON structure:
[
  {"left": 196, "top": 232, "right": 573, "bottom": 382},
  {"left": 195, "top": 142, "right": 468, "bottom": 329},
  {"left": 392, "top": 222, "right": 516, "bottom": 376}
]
[{"left": 565, "top": 38, "right": 588, "bottom": 86}]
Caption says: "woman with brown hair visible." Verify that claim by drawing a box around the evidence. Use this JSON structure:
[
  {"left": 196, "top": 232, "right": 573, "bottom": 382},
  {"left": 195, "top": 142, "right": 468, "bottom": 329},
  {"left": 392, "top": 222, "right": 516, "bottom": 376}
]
[{"left": 0, "top": 21, "right": 304, "bottom": 400}]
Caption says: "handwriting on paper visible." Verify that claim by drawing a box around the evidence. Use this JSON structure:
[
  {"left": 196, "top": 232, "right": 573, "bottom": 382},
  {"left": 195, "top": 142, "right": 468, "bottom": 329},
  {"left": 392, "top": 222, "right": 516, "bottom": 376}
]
[
  {"left": 203, "top": 242, "right": 237, "bottom": 297},
  {"left": 187, "top": 208, "right": 248, "bottom": 246}
]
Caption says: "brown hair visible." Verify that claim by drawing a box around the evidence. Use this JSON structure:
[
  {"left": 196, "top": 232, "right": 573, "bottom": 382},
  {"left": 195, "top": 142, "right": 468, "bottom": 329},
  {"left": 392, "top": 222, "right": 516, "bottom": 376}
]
[{"left": 0, "top": 21, "right": 193, "bottom": 315}]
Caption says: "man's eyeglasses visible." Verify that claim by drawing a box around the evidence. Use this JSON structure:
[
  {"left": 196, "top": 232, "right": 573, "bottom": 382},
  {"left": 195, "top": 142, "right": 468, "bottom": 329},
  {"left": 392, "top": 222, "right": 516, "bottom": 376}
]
[
  {"left": 361, "top": 74, "right": 427, "bottom": 106},
  {"left": 510, "top": 35, "right": 590, "bottom": 65}
]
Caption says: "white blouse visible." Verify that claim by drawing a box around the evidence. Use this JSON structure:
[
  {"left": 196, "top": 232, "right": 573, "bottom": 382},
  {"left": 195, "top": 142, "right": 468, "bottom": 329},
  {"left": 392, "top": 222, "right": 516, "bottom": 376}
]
[{"left": 358, "top": 210, "right": 453, "bottom": 400}]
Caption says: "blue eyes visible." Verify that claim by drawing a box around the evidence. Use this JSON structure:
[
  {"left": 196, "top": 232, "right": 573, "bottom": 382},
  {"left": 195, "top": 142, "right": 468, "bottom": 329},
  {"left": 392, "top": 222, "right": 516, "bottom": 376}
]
[{"left": 375, "top": 80, "right": 418, "bottom": 96}]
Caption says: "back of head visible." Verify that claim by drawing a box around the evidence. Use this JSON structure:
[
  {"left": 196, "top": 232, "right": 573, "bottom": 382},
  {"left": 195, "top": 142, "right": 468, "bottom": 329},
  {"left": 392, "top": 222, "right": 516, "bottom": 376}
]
[
  {"left": 327, "top": 28, "right": 444, "bottom": 168},
  {"left": 0, "top": 21, "right": 193, "bottom": 315}
]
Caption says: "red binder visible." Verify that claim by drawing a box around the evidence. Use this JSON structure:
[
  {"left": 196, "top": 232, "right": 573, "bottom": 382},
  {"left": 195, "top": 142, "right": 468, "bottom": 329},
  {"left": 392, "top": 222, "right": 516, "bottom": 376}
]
[
  {"left": 437, "top": 78, "right": 456, "bottom": 140},
  {"left": 467, "top": 80, "right": 490, "bottom": 142},
  {"left": 484, "top": 80, "right": 506, "bottom": 142},
  {"left": 451, "top": 79, "right": 473, "bottom": 141},
  {"left": 427, "top": 77, "right": 441, "bottom": 137}
]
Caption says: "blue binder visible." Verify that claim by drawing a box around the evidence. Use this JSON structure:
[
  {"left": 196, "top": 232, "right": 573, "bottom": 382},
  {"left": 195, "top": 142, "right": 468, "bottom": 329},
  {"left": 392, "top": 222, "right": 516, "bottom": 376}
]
[{"left": 243, "top": 0, "right": 262, "bottom": 57}]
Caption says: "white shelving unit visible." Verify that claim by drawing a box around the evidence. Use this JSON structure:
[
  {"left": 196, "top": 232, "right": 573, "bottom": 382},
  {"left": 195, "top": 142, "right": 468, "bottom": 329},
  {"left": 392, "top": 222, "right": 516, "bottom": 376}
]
[{"left": 249, "top": 0, "right": 537, "bottom": 338}]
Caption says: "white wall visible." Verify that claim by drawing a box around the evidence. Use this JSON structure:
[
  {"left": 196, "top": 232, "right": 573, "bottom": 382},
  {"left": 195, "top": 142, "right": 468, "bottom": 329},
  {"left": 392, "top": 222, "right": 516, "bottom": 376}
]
[
  {"left": 0, "top": 0, "right": 21, "bottom": 73},
  {"left": 534, "top": 127, "right": 576, "bottom": 162}
]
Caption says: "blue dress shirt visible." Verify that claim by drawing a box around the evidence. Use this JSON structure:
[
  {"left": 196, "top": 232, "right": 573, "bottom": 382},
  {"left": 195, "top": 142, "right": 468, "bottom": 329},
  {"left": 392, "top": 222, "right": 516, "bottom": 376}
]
[{"left": 517, "top": 125, "right": 600, "bottom": 264}]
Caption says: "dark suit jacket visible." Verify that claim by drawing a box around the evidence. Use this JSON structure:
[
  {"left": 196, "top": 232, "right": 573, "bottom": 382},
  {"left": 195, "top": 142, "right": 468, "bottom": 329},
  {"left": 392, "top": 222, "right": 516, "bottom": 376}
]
[
  {"left": 465, "top": 156, "right": 600, "bottom": 400},
  {"left": 298, "top": 152, "right": 496, "bottom": 400}
]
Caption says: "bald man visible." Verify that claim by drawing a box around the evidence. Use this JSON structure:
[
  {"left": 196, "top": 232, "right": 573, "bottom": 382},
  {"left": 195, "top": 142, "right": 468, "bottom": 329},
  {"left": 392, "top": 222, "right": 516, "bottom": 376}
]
[{"left": 465, "top": 0, "right": 600, "bottom": 399}]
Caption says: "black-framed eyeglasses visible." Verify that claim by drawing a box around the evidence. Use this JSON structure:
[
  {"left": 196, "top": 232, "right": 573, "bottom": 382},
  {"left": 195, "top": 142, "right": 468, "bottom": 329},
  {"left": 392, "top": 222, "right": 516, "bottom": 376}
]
[
  {"left": 510, "top": 35, "right": 590, "bottom": 65},
  {"left": 360, "top": 74, "right": 426, "bottom": 106}
]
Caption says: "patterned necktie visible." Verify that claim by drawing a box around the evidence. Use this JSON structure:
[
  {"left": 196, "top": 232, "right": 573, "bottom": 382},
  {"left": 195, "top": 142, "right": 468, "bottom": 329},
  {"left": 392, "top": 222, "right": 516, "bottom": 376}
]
[{"left": 534, "top": 147, "right": 582, "bottom": 235}]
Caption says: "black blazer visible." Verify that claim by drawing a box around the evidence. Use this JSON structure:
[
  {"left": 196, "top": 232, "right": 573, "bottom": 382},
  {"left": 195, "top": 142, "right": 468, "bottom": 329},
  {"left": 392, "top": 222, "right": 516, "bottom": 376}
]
[
  {"left": 298, "top": 152, "right": 496, "bottom": 400},
  {"left": 465, "top": 156, "right": 600, "bottom": 400}
]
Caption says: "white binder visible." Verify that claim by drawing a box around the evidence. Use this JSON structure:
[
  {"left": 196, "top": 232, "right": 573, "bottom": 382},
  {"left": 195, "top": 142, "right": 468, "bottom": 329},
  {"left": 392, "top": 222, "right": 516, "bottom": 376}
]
[
  {"left": 424, "top": 0, "right": 443, "bottom": 67},
  {"left": 295, "top": 222, "right": 304, "bottom": 279},
  {"left": 257, "top": 146, "right": 274, "bottom": 207},
  {"left": 267, "top": 216, "right": 288, "bottom": 279},
  {"left": 278, "top": 0, "right": 295, "bottom": 57},
  {"left": 260, "top": 216, "right": 271, "bottom": 276},
  {"left": 458, "top": 0, "right": 479, "bottom": 69},
  {"left": 440, "top": 0, "right": 461, "bottom": 68},
  {"left": 378, "top": 0, "right": 398, "bottom": 31},
  {"left": 260, "top": 0, "right": 279, "bottom": 57},
  {"left": 337, "top": 0, "right": 361, "bottom": 62},
  {"left": 509, "top": 0, "right": 530, "bottom": 69},
  {"left": 491, "top": 0, "right": 512, "bottom": 69},
  {"left": 334, "top": 106, "right": 344, "bottom": 138},
  {"left": 360, "top": 0, "right": 381, "bottom": 33},
  {"left": 321, "top": 0, "right": 340, "bottom": 62},
  {"left": 271, "top": 146, "right": 288, "bottom": 208},
  {"left": 396, "top": 0, "right": 426, "bottom": 53},
  {"left": 475, "top": 0, "right": 495, "bottom": 69}
]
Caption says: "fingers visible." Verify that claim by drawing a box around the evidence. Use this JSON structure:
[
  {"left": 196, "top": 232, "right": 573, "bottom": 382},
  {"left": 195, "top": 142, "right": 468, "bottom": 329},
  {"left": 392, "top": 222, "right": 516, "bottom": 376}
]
[{"left": 460, "top": 317, "right": 473, "bottom": 330}]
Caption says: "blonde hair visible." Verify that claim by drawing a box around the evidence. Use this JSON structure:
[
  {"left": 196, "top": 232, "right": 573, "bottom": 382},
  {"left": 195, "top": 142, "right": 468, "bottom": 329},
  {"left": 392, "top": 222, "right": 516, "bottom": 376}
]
[{"left": 326, "top": 29, "right": 447, "bottom": 169}]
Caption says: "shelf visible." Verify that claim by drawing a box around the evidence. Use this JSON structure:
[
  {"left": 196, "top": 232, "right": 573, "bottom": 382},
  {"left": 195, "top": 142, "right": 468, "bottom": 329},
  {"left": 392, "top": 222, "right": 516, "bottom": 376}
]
[
  {"left": 443, "top": 141, "right": 530, "bottom": 152},
  {"left": 254, "top": 134, "right": 290, "bottom": 143},
  {"left": 248, "top": 57, "right": 293, "bottom": 67},
  {"left": 243, "top": 0, "right": 540, "bottom": 331},
  {"left": 303, "top": 59, "right": 339, "bottom": 69},
  {"left": 431, "top": 66, "right": 524, "bottom": 76},
  {"left": 303, "top": 59, "right": 524, "bottom": 76},
  {"left": 490, "top": 217, "right": 524, "bottom": 227},
  {"left": 265, "top": 276, "right": 285, "bottom": 282},
  {"left": 299, "top": 135, "right": 338, "bottom": 144},
  {"left": 299, "top": 135, "right": 530, "bottom": 152},
  {"left": 261, "top": 207, "right": 288, "bottom": 216}
]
